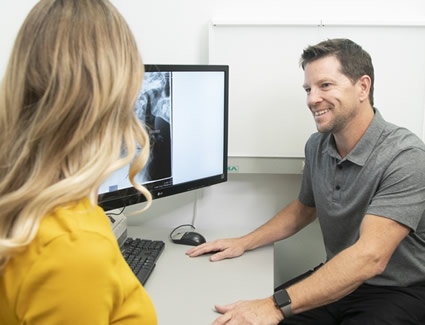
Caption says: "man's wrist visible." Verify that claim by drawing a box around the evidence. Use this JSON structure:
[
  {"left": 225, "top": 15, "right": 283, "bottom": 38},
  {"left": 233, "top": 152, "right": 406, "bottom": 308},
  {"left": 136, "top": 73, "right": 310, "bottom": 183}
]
[{"left": 273, "top": 288, "right": 293, "bottom": 318}]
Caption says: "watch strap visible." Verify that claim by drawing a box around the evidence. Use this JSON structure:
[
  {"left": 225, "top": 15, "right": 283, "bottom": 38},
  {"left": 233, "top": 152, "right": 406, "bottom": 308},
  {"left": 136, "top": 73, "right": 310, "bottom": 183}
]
[
  {"left": 281, "top": 302, "right": 293, "bottom": 318},
  {"left": 273, "top": 289, "right": 293, "bottom": 318}
]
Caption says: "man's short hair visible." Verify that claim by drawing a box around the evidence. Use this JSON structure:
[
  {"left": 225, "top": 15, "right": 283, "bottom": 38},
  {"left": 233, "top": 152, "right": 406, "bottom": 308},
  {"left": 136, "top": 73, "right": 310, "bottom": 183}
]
[{"left": 300, "top": 38, "right": 375, "bottom": 106}]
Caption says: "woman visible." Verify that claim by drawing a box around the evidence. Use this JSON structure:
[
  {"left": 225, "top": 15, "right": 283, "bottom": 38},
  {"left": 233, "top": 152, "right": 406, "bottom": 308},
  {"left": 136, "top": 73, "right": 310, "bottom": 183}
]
[{"left": 0, "top": 0, "right": 156, "bottom": 324}]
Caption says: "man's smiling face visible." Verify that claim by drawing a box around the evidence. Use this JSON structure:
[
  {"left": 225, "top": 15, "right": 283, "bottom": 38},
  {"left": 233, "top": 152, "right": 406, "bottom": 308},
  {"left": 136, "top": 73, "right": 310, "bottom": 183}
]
[{"left": 303, "top": 55, "right": 363, "bottom": 135}]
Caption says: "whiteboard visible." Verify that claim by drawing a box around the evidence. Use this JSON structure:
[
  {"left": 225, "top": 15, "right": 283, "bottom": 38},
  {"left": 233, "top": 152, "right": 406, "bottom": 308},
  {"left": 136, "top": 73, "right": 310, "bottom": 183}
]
[{"left": 209, "top": 20, "right": 425, "bottom": 157}]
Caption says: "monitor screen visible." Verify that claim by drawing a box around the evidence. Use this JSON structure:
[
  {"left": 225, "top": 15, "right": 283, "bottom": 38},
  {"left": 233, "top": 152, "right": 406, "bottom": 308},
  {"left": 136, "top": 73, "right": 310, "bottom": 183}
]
[{"left": 98, "top": 64, "right": 229, "bottom": 211}]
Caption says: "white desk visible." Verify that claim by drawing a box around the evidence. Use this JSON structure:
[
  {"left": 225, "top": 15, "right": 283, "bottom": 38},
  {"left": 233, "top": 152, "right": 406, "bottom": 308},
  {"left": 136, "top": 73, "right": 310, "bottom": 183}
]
[{"left": 128, "top": 226, "right": 274, "bottom": 325}]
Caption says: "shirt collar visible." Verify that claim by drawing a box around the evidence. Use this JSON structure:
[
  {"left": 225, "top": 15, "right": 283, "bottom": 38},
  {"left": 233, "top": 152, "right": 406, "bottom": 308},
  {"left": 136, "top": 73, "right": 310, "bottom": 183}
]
[{"left": 325, "top": 108, "right": 386, "bottom": 166}]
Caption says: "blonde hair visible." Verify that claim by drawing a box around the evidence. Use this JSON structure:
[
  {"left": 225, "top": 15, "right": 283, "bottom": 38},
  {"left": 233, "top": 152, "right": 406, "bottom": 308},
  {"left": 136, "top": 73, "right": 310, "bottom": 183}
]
[{"left": 0, "top": 0, "right": 151, "bottom": 270}]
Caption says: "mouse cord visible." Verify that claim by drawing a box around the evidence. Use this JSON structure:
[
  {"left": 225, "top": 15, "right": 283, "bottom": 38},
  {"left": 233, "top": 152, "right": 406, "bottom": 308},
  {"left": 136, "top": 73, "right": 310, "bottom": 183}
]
[
  {"left": 169, "top": 190, "right": 200, "bottom": 241},
  {"left": 169, "top": 224, "right": 196, "bottom": 241},
  {"left": 191, "top": 189, "right": 199, "bottom": 226}
]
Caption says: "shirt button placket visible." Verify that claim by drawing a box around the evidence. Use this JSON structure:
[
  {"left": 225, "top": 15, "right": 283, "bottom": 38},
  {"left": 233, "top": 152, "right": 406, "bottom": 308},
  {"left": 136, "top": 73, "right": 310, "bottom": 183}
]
[{"left": 333, "top": 164, "right": 343, "bottom": 201}]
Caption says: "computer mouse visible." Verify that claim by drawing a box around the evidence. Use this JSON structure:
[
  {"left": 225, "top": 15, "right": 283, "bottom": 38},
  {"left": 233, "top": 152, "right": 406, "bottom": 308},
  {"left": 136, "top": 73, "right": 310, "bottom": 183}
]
[{"left": 171, "top": 231, "right": 206, "bottom": 246}]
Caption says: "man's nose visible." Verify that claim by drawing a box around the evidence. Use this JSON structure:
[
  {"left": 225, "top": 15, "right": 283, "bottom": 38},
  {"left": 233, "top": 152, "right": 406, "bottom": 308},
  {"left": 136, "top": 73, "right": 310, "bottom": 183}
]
[{"left": 307, "top": 88, "right": 323, "bottom": 107}]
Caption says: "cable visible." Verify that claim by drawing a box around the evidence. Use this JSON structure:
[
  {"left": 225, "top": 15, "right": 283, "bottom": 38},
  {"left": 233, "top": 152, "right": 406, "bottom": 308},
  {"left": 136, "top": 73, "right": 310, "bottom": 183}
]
[
  {"left": 191, "top": 189, "right": 199, "bottom": 226},
  {"left": 169, "top": 224, "right": 195, "bottom": 241},
  {"left": 169, "top": 190, "right": 200, "bottom": 241},
  {"left": 105, "top": 205, "right": 126, "bottom": 216}
]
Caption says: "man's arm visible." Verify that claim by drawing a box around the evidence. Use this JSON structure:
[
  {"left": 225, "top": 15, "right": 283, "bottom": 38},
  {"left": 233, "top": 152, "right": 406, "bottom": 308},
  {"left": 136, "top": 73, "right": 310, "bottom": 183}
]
[
  {"left": 211, "top": 214, "right": 410, "bottom": 324},
  {"left": 286, "top": 213, "right": 410, "bottom": 313},
  {"left": 186, "top": 199, "right": 316, "bottom": 261}
]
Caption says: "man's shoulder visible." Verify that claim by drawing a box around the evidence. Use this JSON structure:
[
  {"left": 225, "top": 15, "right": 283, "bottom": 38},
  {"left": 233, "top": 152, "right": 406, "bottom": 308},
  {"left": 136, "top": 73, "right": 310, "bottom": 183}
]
[{"left": 380, "top": 123, "right": 425, "bottom": 153}]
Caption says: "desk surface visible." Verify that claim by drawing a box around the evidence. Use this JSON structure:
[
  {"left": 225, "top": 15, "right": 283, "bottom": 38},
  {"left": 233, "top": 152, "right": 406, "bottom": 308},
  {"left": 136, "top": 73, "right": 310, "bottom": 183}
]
[{"left": 128, "top": 226, "right": 274, "bottom": 325}]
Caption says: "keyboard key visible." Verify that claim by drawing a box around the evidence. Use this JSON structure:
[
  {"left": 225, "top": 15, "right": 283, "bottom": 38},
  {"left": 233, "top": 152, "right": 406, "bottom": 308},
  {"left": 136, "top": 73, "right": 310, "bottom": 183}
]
[{"left": 121, "top": 238, "right": 165, "bottom": 285}]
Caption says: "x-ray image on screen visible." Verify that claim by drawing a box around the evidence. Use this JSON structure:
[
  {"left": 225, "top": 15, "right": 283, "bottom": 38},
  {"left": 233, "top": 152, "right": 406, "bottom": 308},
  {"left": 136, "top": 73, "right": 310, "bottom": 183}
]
[
  {"left": 134, "top": 71, "right": 172, "bottom": 185},
  {"left": 97, "top": 71, "right": 173, "bottom": 195},
  {"left": 98, "top": 65, "right": 228, "bottom": 211}
]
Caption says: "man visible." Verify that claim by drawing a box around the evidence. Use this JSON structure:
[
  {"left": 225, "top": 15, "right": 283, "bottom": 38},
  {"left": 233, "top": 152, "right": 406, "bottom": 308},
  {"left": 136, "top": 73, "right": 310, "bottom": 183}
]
[{"left": 187, "top": 38, "right": 425, "bottom": 324}]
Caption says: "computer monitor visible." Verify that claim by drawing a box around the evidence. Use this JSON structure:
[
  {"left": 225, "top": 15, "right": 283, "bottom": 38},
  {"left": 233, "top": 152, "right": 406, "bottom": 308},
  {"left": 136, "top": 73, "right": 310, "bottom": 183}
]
[{"left": 98, "top": 64, "right": 229, "bottom": 211}]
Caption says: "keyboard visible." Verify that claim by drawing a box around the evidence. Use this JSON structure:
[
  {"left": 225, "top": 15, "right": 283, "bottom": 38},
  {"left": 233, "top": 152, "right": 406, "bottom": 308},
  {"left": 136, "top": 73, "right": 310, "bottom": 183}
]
[{"left": 120, "top": 237, "right": 165, "bottom": 285}]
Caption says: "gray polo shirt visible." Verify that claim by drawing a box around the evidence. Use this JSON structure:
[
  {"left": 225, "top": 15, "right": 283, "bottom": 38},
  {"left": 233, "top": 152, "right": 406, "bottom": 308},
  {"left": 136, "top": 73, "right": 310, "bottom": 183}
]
[{"left": 299, "top": 109, "right": 425, "bottom": 286}]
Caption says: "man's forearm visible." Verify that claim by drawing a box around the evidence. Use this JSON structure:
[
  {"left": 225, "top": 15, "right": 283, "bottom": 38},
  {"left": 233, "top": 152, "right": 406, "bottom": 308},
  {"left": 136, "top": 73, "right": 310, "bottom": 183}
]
[
  {"left": 241, "top": 199, "right": 316, "bottom": 251},
  {"left": 286, "top": 245, "right": 373, "bottom": 314},
  {"left": 286, "top": 214, "right": 410, "bottom": 315}
]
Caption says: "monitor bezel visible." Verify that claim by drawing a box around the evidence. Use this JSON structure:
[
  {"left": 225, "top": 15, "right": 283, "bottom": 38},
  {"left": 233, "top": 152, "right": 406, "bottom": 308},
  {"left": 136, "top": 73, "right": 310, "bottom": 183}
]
[{"left": 98, "top": 64, "right": 229, "bottom": 211}]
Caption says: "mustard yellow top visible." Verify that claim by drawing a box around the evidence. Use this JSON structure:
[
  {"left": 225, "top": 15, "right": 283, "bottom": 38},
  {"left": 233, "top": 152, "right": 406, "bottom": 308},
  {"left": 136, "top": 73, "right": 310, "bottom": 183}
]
[{"left": 0, "top": 199, "right": 157, "bottom": 325}]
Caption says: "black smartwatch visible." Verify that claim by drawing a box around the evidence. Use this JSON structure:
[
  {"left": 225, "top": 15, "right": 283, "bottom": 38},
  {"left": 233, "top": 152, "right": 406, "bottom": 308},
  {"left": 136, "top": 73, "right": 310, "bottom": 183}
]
[{"left": 273, "top": 289, "right": 293, "bottom": 318}]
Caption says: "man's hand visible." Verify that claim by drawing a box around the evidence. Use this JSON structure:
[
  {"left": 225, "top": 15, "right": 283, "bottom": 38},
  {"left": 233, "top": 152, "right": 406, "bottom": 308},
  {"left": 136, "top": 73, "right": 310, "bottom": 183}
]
[
  {"left": 211, "top": 297, "right": 283, "bottom": 325},
  {"left": 186, "top": 237, "right": 247, "bottom": 261}
]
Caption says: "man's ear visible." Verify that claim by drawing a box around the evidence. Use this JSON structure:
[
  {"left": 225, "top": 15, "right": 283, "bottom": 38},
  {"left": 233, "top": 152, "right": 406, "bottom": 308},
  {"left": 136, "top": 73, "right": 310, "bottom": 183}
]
[{"left": 357, "top": 75, "right": 371, "bottom": 103}]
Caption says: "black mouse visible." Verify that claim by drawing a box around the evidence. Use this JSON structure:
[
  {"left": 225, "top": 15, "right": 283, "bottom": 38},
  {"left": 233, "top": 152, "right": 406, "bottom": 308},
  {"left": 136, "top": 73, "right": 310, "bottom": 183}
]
[{"left": 171, "top": 231, "right": 206, "bottom": 246}]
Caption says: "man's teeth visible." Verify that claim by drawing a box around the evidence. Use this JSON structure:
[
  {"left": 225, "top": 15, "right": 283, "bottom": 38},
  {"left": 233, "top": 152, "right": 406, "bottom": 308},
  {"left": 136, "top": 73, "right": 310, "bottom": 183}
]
[{"left": 315, "top": 109, "right": 329, "bottom": 116}]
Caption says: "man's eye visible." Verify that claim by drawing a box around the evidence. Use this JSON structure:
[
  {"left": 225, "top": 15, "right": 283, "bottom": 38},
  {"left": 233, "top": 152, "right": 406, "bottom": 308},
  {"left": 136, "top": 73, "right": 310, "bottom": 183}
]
[
  {"left": 322, "top": 83, "right": 330, "bottom": 88},
  {"left": 304, "top": 88, "right": 311, "bottom": 94}
]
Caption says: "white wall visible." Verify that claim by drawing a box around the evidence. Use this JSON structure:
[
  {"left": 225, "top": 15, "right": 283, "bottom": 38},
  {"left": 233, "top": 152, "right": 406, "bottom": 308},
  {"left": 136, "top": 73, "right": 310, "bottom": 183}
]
[
  {"left": 4, "top": 0, "right": 424, "bottom": 72},
  {"left": 1, "top": 0, "right": 425, "bottom": 287}
]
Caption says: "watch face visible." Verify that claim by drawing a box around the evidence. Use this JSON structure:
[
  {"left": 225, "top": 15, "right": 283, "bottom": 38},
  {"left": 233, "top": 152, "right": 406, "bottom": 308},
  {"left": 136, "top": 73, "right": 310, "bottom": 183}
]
[{"left": 274, "top": 289, "right": 291, "bottom": 307}]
